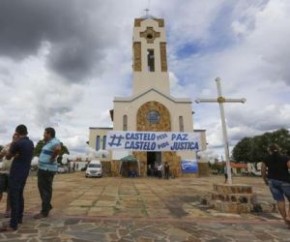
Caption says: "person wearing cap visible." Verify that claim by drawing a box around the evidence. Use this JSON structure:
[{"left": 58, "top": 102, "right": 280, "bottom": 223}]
[
  {"left": 261, "top": 144, "right": 290, "bottom": 227},
  {"left": 0, "top": 125, "right": 34, "bottom": 232}
]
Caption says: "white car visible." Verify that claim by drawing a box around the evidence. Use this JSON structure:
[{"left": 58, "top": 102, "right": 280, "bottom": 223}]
[{"left": 85, "top": 160, "right": 103, "bottom": 178}]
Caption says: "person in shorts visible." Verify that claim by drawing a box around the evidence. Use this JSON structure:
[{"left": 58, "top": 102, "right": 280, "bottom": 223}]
[{"left": 262, "top": 144, "right": 290, "bottom": 227}]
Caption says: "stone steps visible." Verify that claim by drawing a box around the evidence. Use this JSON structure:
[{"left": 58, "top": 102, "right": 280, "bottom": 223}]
[{"left": 210, "top": 184, "right": 255, "bottom": 214}]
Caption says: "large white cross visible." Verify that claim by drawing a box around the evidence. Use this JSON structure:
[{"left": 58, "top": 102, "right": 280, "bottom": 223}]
[{"left": 195, "top": 77, "right": 246, "bottom": 184}]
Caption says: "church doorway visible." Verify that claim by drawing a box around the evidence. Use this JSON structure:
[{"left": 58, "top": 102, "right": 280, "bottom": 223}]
[{"left": 147, "top": 151, "right": 161, "bottom": 176}]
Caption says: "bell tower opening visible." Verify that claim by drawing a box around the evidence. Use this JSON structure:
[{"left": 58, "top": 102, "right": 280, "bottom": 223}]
[{"left": 147, "top": 49, "right": 155, "bottom": 72}]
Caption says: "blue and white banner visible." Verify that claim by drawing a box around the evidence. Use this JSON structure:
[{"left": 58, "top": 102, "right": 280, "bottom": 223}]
[
  {"left": 106, "top": 131, "right": 201, "bottom": 151},
  {"left": 181, "top": 160, "right": 198, "bottom": 173}
]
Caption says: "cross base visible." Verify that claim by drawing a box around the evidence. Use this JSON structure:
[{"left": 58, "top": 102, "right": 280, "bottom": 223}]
[{"left": 209, "top": 183, "right": 255, "bottom": 213}]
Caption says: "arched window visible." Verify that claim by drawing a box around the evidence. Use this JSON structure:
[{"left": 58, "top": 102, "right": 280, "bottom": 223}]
[
  {"left": 123, "top": 115, "right": 128, "bottom": 131},
  {"left": 96, "top": 135, "right": 100, "bottom": 150},
  {"left": 179, "top": 116, "right": 184, "bottom": 132},
  {"left": 147, "top": 110, "right": 160, "bottom": 124},
  {"left": 102, "top": 135, "right": 106, "bottom": 150},
  {"left": 147, "top": 49, "right": 155, "bottom": 72}
]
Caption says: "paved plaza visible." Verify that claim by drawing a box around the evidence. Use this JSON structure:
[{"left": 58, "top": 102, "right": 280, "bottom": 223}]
[{"left": 0, "top": 172, "right": 289, "bottom": 241}]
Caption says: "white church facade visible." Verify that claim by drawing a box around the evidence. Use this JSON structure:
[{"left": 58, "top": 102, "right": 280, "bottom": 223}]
[{"left": 89, "top": 17, "right": 207, "bottom": 177}]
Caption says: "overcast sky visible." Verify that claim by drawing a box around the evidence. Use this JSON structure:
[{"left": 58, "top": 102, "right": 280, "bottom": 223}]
[{"left": 0, "top": 0, "right": 290, "bottom": 158}]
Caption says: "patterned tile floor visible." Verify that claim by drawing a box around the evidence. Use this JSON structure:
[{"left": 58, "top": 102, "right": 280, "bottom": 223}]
[{"left": 0, "top": 173, "right": 289, "bottom": 241}]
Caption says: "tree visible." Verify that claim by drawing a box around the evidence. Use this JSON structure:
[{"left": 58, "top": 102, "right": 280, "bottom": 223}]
[
  {"left": 270, "top": 129, "right": 290, "bottom": 155},
  {"left": 232, "top": 137, "right": 253, "bottom": 162},
  {"left": 34, "top": 140, "right": 45, "bottom": 156},
  {"left": 57, "top": 142, "right": 70, "bottom": 164},
  {"left": 232, "top": 128, "right": 290, "bottom": 163},
  {"left": 60, "top": 142, "right": 69, "bottom": 156},
  {"left": 34, "top": 140, "right": 70, "bottom": 164}
]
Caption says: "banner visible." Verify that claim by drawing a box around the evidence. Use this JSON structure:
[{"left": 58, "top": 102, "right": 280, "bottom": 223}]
[
  {"left": 181, "top": 160, "right": 198, "bottom": 173},
  {"left": 106, "top": 131, "right": 200, "bottom": 151}
]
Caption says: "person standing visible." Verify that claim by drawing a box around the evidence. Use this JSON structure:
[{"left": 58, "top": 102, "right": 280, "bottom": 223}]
[
  {"left": 157, "top": 163, "right": 163, "bottom": 179},
  {"left": 0, "top": 125, "right": 34, "bottom": 232},
  {"left": 261, "top": 144, "right": 290, "bottom": 227},
  {"left": 0, "top": 133, "right": 19, "bottom": 218},
  {"left": 223, "top": 165, "right": 228, "bottom": 184},
  {"left": 164, "top": 161, "right": 170, "bottom": 179},
  {"left": 0, "top": 143, "right": 12, "bottom": 218},
  {"left": 34, "top": 127, "right": 61, "bottom": 219}
]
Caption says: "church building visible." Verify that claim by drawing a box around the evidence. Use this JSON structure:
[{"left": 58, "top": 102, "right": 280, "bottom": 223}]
[{"left": 89, "top": 16, "right": 207, "bottom": 177}]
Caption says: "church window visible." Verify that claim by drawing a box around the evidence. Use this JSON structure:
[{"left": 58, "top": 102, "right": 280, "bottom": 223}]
[
  {"left": 179, "top": 116, "right": 184, "bottom": 132},
  {"left": 147, "top": 34, "right": 153, "bottom": 40},
  {"left": 96, "top": 135, "right": 100, "bottom": 150},
  {"left": 123, "top": 115, "right": 128, "bottom": 131},
  {"left": 147, "top": 111, "right": 160, "bottom": 124},
  {"left": 102, "top": 135, "right": 106, "bottom": 150},
  {"left": 147, "top": 49, "right": 155, "bottom": 72}
]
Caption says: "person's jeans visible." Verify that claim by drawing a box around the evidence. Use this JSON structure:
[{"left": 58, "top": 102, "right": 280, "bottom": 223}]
[
  {"left": 9, "top": 176, "right": 27, "bottom": 230},
  {"left": 37, "top": 169, "right": 55, "bottom": 216},
  {"left": 268, "top": 179, "right": 290, "bottom": 201}
]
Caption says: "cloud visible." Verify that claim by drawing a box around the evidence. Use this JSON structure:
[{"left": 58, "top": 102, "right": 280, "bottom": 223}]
[
  {"left": 0, "top": 0, "right": 289, "bottom": 159},
  {"left": 0, "top": 0, "right": 117, "bottom": 82},
  {"left": 169, "top": 0, "right": 290, "bottom": 153}
]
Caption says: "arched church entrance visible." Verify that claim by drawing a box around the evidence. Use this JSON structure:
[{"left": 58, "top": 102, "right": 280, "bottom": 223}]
[
  {"left": 147, "top": 151, "right": 161, "bottom": 176},
  {"left": 133, "top": 101, "right": 181, "bottom": 177}
]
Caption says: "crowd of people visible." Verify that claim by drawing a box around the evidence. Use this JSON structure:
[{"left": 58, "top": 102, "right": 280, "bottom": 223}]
[
  {"left": 147, "top": 161, "right": 170, "bottom": 179},
  {"left": 0, "top": 125, "right": 61, "bottom": 232}
]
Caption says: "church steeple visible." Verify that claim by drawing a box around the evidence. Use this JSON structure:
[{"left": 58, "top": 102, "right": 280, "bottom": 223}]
[{"left": 132, "top": 18, "right": 170, "bottom": 96}]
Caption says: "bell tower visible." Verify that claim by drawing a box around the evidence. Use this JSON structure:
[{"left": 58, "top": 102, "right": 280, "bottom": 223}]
[{"left": 132, "top": 17, "right": 170, "bottom": 96}]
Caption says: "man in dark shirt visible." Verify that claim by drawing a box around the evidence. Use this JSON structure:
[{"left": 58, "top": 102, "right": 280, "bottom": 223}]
[
  {"left": 262, "top": 144, "right": 290, "bottom": 227},
  {"left": 0, "top": 125, "right": 34, "bottom": 232}
]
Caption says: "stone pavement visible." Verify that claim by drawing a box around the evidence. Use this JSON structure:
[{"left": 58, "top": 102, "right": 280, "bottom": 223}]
[{"left": 0, "top": 173, "right": 289, "bottom": 241}]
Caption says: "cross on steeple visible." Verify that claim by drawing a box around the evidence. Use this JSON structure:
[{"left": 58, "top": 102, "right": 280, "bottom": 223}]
[
  {"left": 144, "top": 8, "right": 150, "bottom": 18},
  {"left": 195, "top": 77, "right": 246, "bottom": 185}
]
